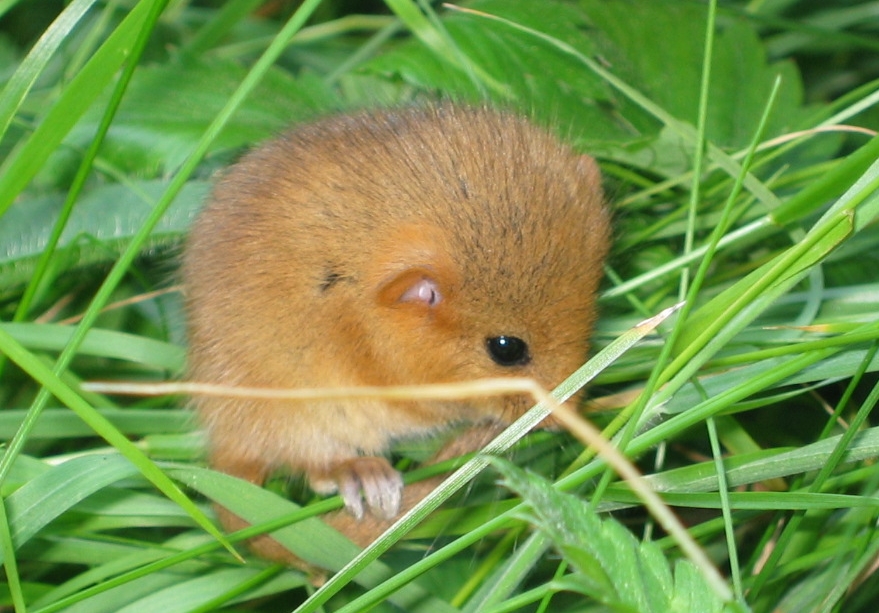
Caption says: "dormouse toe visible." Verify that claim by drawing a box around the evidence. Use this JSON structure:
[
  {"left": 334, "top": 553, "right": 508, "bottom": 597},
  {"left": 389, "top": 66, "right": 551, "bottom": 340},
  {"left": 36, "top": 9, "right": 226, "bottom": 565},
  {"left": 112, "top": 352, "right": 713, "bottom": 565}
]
[{"left": 331, "top": 457, "right": 403, "bottom": 520}]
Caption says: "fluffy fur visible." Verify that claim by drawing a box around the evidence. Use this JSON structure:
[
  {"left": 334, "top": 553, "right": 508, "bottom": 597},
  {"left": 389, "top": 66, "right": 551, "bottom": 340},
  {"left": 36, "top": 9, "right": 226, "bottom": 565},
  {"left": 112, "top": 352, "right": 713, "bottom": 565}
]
[{"left": 182, "top": 104, "right": 610, "bottom": 564}]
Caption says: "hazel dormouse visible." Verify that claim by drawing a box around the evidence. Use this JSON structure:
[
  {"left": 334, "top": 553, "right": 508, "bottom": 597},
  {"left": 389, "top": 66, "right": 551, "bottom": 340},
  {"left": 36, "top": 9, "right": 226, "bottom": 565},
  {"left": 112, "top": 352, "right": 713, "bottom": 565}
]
[{"left": 182, "top": 103, "right": 610, "bottom": 563}]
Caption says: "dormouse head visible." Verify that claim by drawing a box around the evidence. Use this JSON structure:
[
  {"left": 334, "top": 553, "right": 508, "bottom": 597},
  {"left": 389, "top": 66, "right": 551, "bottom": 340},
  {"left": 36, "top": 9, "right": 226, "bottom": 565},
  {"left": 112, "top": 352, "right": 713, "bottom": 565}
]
[
  {"left": 360, "top": 220, "right": 604, "bottom": 426},
  {"left": 293, "top": 104, "right": 610, "bottom": 425}
]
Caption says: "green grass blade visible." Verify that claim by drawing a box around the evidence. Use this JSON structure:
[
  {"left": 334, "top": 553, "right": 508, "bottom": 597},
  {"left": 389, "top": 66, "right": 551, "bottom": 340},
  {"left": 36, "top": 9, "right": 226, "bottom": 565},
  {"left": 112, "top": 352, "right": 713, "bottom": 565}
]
[
  {"left": 0, "top": 0, "right": 326, "bottom": 563},
  {"left": 0, "top": 0, "right": 154, "bottom": 217},
  {"left": 300, "top": 304, "right": 681, "bottom": 613},
  {"left": 0, "top": 0, "right": 97, "bottom": 145},
  {"left": 0, "top": 327, "right": 228, "bottom": 550}
]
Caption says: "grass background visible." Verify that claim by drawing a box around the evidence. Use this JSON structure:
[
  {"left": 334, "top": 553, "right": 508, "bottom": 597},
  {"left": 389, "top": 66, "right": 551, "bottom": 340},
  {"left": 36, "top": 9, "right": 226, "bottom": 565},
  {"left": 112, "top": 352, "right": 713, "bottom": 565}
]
[{"left": 2, "top": 0, "right": 879, "bottom": 611}]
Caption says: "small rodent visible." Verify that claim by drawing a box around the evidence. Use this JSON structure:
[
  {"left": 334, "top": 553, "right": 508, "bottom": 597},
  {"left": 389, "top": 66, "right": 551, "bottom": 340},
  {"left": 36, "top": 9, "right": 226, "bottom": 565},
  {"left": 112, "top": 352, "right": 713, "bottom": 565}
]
[{"left": 182, "top": 103, "right": 610, "bottom": 565}]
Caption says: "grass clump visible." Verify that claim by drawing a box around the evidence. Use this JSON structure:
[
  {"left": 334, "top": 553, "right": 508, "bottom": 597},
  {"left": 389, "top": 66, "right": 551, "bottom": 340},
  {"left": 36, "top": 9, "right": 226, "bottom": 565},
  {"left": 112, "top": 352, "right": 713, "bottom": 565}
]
[{"left": 1, "top": 1, "right": 879, "bottom": 611}]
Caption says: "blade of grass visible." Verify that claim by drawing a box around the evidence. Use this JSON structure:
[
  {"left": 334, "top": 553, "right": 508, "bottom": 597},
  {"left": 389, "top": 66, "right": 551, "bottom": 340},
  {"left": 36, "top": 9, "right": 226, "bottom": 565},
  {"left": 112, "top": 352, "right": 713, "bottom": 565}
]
[
  {"left": 707, "top": 413, "right": 743, "bottom": 599},
  {"left": 662, "top": 164, "right": 879, "bottom": 403},
  {"left": 297, "top": 304, "right": 682, "bottom": 613},
  {"left": 179, "top": 0, "right": 264, "bottom": 60},
  {"left": 606, "top": 426, "right": 879, "bottom": 496},
  {"left": 0, "top": 0, "right": 327, "bottom": 562},
  {"left": 3, "top": 454, "right": 141, "bottom": 554},
  {"left": 29, "top": 494, "right": 320, "bottom": 613},
  {"left": 593, "top": 0, "right": 722, "bottom": 509},
  {"left": 1, "top": 1, "right": 174, "bottom": 605},
  {"left": 597, "top": 6, "right": 781, "bottom": 523},
  {"left": 385, "top": 0, "right": 506, "bottom": 96},
  {"left": 603, "top": 132, "right": 879, "bottom": 301},
  {"left": 0, "top": 0, "right": 154, "bottom": 217},
  {"left": 1, "top": 323, "right": 185, "bottom": 372},
  {"left": 771, "top": 134, "right": 879, "bottom": 226},
  {"left": 0, "top": 327, "right": 226, "bottom": 554},
  {"left": 11, "top": 0, "right": 167, "bottom": 325},
  {"left": 680, "top": 0, "right": 717, "bottom": 301},
  {"left": 748, "top": 342, "right": 879, "bottom": 599},
  {"left": 0, "top": 0, "right": 97, "bottom": 146},
  {"left": 814, "top": 458, "right": 879, "bottom": 613},
  {"left": 0, "top": 494, "right": 24, "bottom": 612},
  {"left": 447, "top": 3, "right": 780, "bottom": 210},
  {"left": 628, "top": 323, "right": 877, "bottom": 458}
]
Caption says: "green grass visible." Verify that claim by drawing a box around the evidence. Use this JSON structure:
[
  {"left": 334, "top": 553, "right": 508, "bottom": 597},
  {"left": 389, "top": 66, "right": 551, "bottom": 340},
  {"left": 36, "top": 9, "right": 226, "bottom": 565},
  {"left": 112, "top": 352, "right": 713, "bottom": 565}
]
[{"left": 2, "top": 0, "right": 879, "bottom": 611}]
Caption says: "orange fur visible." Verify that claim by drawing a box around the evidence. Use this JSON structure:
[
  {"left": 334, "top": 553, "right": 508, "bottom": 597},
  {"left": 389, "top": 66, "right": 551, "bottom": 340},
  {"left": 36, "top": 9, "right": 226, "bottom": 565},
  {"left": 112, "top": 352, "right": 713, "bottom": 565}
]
[{"left": 182, "top": 104, "right": 610, "bottom": 566}]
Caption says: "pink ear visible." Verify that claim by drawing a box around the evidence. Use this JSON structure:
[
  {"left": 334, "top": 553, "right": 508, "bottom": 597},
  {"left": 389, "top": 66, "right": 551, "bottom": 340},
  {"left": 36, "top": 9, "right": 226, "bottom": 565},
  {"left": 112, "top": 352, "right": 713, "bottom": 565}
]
[
  {"left": 399, "top": 276, "right": 442, "bottom": 307},
  {"left": 377, "top": 268, "right": 445, "bottom": 308},
  {"left": 369, "top": 224, "right": 455, "bottom": 309}
]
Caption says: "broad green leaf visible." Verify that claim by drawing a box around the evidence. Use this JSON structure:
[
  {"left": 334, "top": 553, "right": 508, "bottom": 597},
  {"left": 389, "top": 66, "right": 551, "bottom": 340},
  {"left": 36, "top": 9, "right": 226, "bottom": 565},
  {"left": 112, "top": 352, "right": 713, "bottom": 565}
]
[
  {"left": 59, "top": 62, "right": 337, "bottom": 179},
  {"left": 1, "top": 323, "right": 185, "bottom": 372},
  {"left": 580, "top": 0, "right": 805, "bottom": 149},
  {"left": 494, "top": 458, "right": 743, "bottom": 613},
  {"left": 0, "top": 326, "right": 232, "bottom": 554},
  {"left": 3, "top": 454, "right": 139, "bottom": 556},
  {"left": 0, "top": 0, "right": 155, "bottom": 217},
  {"left": 642, "top": 426, "right": 879, "bottom": 494},
  {"left": 0, "top": 180, "right": 207, "bottom": 297},
  {"left": 365, "top": 0, "right": 636, "bottom": 143},
  {"left": 367, "top": 0, "right": 811, "bottom": 177},
  {"left": 0, "top": 408, "right": 190, "bottom": 440},
  {"left": 168, "top": 465, "right": 461, "bottom": 613},
  {"left": 114, "top": 567, "right": 287, "bottom": 613}
]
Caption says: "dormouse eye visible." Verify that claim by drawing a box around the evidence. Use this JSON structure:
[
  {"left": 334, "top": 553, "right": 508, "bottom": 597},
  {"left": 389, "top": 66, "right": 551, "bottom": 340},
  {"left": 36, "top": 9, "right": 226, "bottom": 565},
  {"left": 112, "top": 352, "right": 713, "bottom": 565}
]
[{"left": 486, "top": 336, "right": 530, "bottom": 367}]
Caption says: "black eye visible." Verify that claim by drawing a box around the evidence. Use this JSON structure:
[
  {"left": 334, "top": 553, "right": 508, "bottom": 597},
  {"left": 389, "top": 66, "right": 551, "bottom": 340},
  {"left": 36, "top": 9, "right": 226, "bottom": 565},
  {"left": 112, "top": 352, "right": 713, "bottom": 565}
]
[{"left": 486, "top": 336, "right": 530, "bottom": 367}]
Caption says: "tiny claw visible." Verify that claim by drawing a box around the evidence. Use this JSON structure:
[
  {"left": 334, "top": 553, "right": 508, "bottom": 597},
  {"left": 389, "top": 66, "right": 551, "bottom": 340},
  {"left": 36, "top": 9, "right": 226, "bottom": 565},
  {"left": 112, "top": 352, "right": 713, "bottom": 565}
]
[
  {"left": 361, "top": 468, "right": 403, "bottom": 520},
  {"left": 330, "top": 456, "right": 403, "bottom": 520},
  {"left": 338, "top": 477, "right": 365, "bottom": 519}
]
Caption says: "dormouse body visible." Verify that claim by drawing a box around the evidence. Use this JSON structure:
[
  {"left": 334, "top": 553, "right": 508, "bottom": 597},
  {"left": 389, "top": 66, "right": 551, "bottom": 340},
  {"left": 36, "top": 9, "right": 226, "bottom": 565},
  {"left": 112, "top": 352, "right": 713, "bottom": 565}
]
[{"left": 183, "top": 104, "right": 610, "bottom": 561}]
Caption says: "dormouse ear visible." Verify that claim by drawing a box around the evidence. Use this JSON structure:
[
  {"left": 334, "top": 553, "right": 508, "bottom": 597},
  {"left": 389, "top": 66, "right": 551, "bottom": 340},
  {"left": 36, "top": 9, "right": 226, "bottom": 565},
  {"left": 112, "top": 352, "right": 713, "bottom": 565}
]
[
  {"left": 369, "top": 223, "right": 457, "bottom": 309},
  {"left": 377, "top": 268, "right": 443, "bottom": 308},
  {"left": 400, "top": 275, "right": 442, "bottom": 306}
]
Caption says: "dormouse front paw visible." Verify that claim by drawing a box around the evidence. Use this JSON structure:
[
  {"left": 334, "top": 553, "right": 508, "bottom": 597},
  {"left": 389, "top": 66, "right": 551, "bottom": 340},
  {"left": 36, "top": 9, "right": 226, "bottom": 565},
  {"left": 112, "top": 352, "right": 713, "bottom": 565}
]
[{"left": 317, "top": 457, "right": 403, "bottom": 520}]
